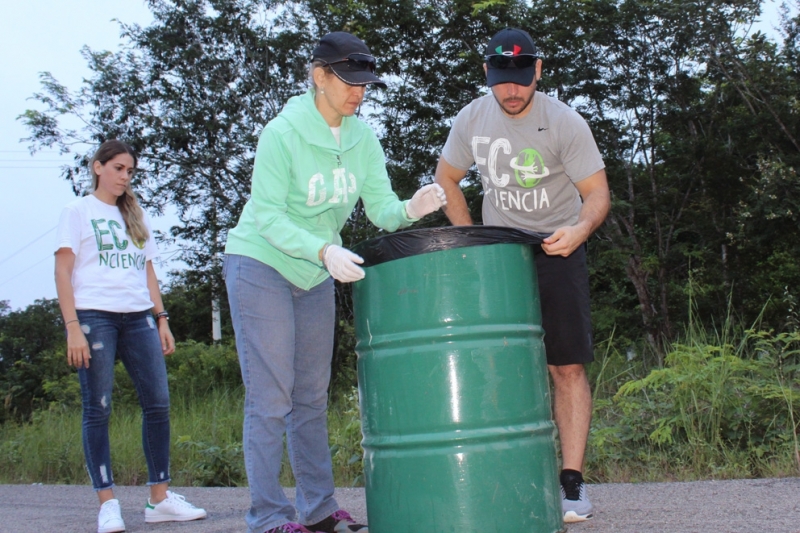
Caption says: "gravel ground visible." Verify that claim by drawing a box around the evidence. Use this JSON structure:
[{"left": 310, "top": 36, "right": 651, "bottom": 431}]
[{"left": 2, "top": 478, "right": 799, "bottom": 532}]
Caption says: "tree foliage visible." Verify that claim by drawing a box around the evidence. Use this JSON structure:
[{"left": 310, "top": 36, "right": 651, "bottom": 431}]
[
  {"left": 18, "top": 0, "right": 800, "bottom": 359},
  {"left": 162, "top": 270, "right": 234, "bottom": 344},
  {"left": 0, "top": 299, "right": 70, "bottom": 422},
  {"left": 20, "top": 0, "right": 317, "bottom": 282}
]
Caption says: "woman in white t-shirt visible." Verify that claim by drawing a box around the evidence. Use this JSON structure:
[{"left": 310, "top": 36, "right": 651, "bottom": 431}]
[{"left": 54, "top": 140, "right": 207, "bottom": 533}]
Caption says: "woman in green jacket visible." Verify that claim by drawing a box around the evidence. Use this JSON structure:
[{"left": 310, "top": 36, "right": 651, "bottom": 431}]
[{"left": 224, "top": 32, "right": 445, "bottom": 533}]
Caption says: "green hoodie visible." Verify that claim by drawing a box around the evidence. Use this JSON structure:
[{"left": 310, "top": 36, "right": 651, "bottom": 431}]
[{"left": 225, "top": 89, "right": 415, "bottom": 289}]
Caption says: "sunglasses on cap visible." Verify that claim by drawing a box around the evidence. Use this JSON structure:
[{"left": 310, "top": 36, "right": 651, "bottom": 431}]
[
  {"left": 321, "top": 53, "right": 377, "bottom": 73},
  {"left": 485, "top": 54, "right": 538, "bottom": 69}
]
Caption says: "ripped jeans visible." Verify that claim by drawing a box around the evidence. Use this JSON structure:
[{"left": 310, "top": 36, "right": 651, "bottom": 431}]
[{"left": 75, "top": 309, "right": 171, "bottom": 491}]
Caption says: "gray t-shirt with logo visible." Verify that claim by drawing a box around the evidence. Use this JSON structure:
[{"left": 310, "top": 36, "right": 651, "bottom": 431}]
[{"left": 442, "top": 92, "right": 605, "bottom": 233}]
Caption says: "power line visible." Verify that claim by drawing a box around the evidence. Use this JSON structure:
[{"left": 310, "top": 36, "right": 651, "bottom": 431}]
[
  {"left": 0, "top": 150, "right": 61, "bottom": 153},
  {"left": 0, "top": 246, "right": 184, "bottom": 291},
  {"left": 0, "top": 255, "right": 52, "bottom": 289},
  {"left": 0, "top": 226, "right": 57, "bottom": 267},
  {"left": 153, "top": 248, "right": 184, "bottom": 266}
]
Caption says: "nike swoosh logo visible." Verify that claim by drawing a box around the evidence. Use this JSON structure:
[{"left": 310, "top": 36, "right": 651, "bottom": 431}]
[{"left": 538, "top": 127, "right": 548, "bottom": 131}]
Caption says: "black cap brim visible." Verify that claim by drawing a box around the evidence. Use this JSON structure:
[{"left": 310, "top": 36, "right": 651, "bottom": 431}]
[
  {"left": 329, "top": 66, "right": 387, "bottom": 89},
  {"left": 486, "top": 66, "right": 535, "bottom": 87}
]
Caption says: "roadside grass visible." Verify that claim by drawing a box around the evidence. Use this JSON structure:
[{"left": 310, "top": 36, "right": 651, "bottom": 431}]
[
  {"left": 0, "top": 389, "right": 248, "bottom": 487},
  {"left": 2, "top": 319, "right": 798, "bottom": 487},
  {"left": 585, "top": 314, "right": 800, "bottom": 483},
  {"left": 0, "top": 384, "right": 363, "bottom": 487}
]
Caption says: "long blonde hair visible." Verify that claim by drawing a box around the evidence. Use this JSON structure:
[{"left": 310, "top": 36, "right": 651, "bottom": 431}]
[{"left": 90, "top": 140, "right": 149, "bottom": 245}]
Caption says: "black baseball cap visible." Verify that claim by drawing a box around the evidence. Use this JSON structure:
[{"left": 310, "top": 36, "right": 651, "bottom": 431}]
[
  {"left": 312, "top": 32, "right": 387, "bottom": 88},
  {"left": 484, "top": 28, "right": 539, "bottom": 87}
]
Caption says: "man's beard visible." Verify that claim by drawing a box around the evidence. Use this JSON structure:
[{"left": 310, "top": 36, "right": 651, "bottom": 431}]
[{"left": 494, "top": 92, "right": 534, "bottom": 116}]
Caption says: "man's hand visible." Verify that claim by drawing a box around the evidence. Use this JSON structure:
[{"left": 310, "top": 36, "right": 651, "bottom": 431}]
[
  {"left": 541, "top": 224, "right": 591, "bottom": 257},
  {"left": 544, "top": 170, "right": 610, "bottom": 256}
]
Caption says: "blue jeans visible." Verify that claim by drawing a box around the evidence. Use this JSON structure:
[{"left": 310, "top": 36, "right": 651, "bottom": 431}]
[
  {"left": 76, "top": 309, "right": 171, "bottom": 491},
  {"left": 225, "top": 254, "right": 339, "bottom": 533}
]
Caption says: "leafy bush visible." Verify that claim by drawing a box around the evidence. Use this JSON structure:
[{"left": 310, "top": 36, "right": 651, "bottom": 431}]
[
  {"left": 0, "top": 298, "right": 72, "bottom": 422},
  {"left": 4, "top": 302, "right": 797, "bottom": 487},
  {"left": 331, "top": 320, "right": 359, "bottom": 404},
  {"left": 176, "top": 437, "right": 244, "bottom": 487},
  {"left": 103, "top": 340, "right": 242, "bottom": 408},
  {"left": 165, "top": 340, "right": 242, "bottom": 398},
  {"left": 587, "top": 328, "right": 800, "bottom": 481},
  {"left": 327, "top": 387, "right": 366, "bottom": 486}
]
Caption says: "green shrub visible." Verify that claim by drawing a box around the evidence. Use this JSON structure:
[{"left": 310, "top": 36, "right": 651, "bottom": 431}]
[
  {"left": 165, "top": 340, "right": 242, "bottom": 398},
  {"left": 327, "top": 387, "right": 366, "bottom": 486},
  {"left": 176, "top": 437, "right": 244, "bottom": 487},
  {"left": 98, "top": 340, "right": 243, "bottom": 409},
  {"left": 587, "top": 327, "right": 800, "bottom": 481},
  {"left": 4, "top": 323, "right": 796, "bottom": 488}
]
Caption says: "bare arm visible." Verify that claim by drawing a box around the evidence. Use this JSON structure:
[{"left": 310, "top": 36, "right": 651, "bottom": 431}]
[
  {"left": 542, "top": 169, "right": 610, "bottom": 257},
  {"left": 434, "top": 156, "right": 472, "bottom": 226},
  {"left": 55, "top": 248, "right": 91, "bottom": 368},
  {"left": 146, "top": 261, "right": 175, "bottom": 355}
]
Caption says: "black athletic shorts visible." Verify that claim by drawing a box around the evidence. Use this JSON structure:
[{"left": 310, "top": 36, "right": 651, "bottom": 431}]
[{"left": 534, "top": 244, "right": 594, "bottom": 366}]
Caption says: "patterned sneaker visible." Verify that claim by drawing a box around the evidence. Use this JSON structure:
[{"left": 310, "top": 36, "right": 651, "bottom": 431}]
[
  {"left": 144, "top": 490, "right": 207, "bottom": 523},
  {"left": 97, "top": 498, "right": 125, "bottom": 533},
  {"left": 307, "top": 510, "right": 368, "bottom": 532},
  {"left": 561, "top": 470, "right": 593, "bottom": 523},
  {"left": 266, "top": 524, "right": 316, "bottom": 533}
]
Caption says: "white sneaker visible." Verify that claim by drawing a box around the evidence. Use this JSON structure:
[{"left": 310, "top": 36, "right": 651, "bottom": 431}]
[
  {"left": 97, "top": 499, "right": 125, "bottom": 533},
  {"left": 562, "top": 481, "right": 593, "bottom": 523},
  {"left": 144, "top": 490, "right": 207, "bottom": 523}
]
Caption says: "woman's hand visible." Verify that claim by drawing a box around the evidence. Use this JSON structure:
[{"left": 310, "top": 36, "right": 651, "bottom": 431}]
[
  {"left": 406, "top": 183, "right": 447, "bottom": 219},
  {"left": 55, "top": 249, "right": 91, "bottom": 368},
  {"left": 158, "top": 320, "right": 175, "bottom": 355},
  {"left": 66, "top": 322, "right": 91, "bottom": 368},
  {"left": 323, "top": 244, "right": 366, "bottom": 283}
]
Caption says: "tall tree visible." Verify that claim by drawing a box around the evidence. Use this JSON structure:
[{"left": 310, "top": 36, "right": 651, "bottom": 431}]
[
  {"left": 529, "top": 0, "right": 785, "bottom": 357},
  {"left": 19, "top": 0, "right": 799, "bottom": 354},
  {"left": 20, "top": 0, "right": 318, "bottom": 309},
  {"left": 703, "top": 7, "right": 800, "bottom": 326}
]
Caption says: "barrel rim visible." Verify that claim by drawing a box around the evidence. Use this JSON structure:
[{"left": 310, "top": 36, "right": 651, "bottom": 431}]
[{"left": 353, "top": 225, "right": 547, "bottom": 267}]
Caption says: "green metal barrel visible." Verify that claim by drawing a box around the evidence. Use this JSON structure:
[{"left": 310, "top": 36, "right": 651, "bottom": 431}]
[{"left": 352, "top": 227, "right": 564, "bottom": 533}]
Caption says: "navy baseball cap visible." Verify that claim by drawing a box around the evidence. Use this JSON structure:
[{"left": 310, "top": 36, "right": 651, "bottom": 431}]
[
  {"left": 312, "top": 32, "right": 387, "bottom": 88},
  {"left": 484, "top": 28, "right": 539, "bottom": 87}
]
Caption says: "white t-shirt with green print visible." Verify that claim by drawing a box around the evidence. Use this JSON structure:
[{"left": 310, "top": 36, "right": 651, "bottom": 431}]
[{"left": 55, "top": 194, "right": 160, "bottom": 313}]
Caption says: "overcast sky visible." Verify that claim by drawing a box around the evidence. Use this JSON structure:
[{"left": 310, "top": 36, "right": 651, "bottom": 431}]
[
  {"left": 0, "top": 1, "right": 792, "bottom": 311},
  {"left": 0, "top": 1, "right": 158, "bottom": 311}
]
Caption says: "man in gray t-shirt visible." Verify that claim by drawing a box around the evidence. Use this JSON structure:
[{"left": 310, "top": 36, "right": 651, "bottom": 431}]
[{"left": 435, "top": 27, "right": 610, "bottom": 524}]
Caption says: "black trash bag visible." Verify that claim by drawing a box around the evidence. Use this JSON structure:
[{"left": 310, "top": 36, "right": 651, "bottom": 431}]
[{"left": 353, "top": 226, "right": 549, "bottom": 267}]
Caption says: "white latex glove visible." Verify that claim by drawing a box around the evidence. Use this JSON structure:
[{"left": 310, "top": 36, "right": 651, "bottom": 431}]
[
  {"left": 323, "top": 244, "right": 366, "bottom": 283},
  {"left": 406, "top": 183, "right": 447, "bottom": 219}
]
